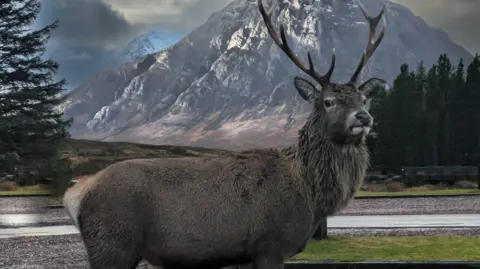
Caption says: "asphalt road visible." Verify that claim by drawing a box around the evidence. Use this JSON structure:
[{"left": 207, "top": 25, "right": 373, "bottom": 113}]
[
  {"left": 3, "top": 196, "right": 480, "bottom": 215},
  {"left": 2, "top": 214, "right": 480, "bottom": 239},
  {"left": 2, "top": 195, "right": 480, "bottom": 228},
  {"left": 330, "top": 214, "right": 480, "bottom": 228}
]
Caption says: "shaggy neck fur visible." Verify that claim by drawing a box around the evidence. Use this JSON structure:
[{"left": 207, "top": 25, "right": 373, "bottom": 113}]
[{"left": 290, "top": 112, "right": 370, "bottom": 222}]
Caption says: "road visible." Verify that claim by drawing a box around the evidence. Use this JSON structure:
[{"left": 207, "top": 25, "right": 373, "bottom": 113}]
[
  {"left": 1, "top": 213, "right": 480, "bottom": 239},
  {"left": 2, "top": 195, "right": 480, "bottom": 228},
  {"left": 3, "top": 195, "right": 480, "bottom": 215},
  {"left": 329, "top": 214, "right": 480, "bottom": 228}
]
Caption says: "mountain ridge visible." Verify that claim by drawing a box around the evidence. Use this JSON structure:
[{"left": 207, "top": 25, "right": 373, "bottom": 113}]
[
  {"left": 116, "top": 30, "right": 181, "bottom": 63},
  {"left": 62, "top": 0, "right": 472, "bottom": 151}
]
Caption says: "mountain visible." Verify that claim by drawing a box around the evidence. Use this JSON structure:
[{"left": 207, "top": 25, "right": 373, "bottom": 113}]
[
  {"left": 116, "top": 31, "right": 181, "bottom": 63},
  {"left": 62, "top": 0, "right": 472, "bottom": 151}
]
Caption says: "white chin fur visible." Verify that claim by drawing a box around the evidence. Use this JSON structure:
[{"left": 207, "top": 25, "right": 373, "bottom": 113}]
[{"left": 351, "top": 126, "right": 370, "bottom": 136}]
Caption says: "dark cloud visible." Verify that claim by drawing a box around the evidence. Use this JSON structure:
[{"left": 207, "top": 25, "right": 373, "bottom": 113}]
[
  {"left": 45, "top": 43, "right": 118, "bottom": 89},
  {"left": 35, "top": 0, "right": 147, "bottom": 89},
  {"left": 393, "top": 0, "right": 480, "bottom": 55},
  {"left": 105, "top": 0, "right": 232, "bottom": 31},
  {"left": 38, "top": 0, "right": 144, "bottom": 49}
]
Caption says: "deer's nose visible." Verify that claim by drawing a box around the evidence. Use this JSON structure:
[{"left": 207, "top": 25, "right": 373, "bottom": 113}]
[{"left": 355, "top": 111, "right": 372, "bottom": 126}]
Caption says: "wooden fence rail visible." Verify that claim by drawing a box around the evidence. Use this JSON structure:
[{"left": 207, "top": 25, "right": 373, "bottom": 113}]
[{"left": 401, "top": 165, "right": 480, "bottom": 189}]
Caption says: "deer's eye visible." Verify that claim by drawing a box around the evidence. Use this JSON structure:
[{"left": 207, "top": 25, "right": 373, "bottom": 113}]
[
  {"left": 324, "top": 100, "right": 334, "bottom": 108},
  {"left": 363, "top": 99, "right": 368, "bottom": 105}
]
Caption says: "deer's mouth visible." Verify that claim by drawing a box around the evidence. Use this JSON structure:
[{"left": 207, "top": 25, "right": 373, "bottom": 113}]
[{"left": 350, "top": 125, "right": 371, "bottom": 136}]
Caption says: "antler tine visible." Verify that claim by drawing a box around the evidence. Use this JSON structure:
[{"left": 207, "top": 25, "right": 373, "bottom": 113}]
[
  {"left": 349, "top": 0, "right": 387, "bottom": 85},
  {"left": 258, "top": 0, "right": 336, "bottom": 87}
]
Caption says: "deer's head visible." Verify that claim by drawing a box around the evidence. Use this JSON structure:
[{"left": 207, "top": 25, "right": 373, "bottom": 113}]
[{"left": 258, "top": 0, "right": 387, "bottom": 144}]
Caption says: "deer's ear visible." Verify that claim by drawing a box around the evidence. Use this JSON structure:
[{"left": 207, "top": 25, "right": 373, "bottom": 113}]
[
  {"left": 359, "top": 78, "right": 387, "bottom": 99},
  {"left": 294, "top": 76, "right": 318, "bottom": 103}
]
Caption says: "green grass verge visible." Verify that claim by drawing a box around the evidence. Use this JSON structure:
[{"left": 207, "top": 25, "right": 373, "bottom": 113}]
[
  {"left": 356, "top": 188, "right": 480, "bottom": 197},
  {"left": 0, "top": 189, "right": 52, "bottom": 196},
  {"left": 1, "top": 188, "right": 479, "bottom": 198},
  {"left": 294, "top": 236, "right": 480, "bottom": 261}
]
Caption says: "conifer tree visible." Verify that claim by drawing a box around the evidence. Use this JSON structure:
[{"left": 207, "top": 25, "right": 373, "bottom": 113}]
[
  {"left": 413, "top": 61, "right": 428, "bottom": 165},
  {"left": 464, "top": 55, "right": 480, "bottom": 164},
  {"left": 435, "top": 54, "right": 454, "bottom": 164},
  {"left": 374, "top": 64, "right": 418, "bottom": 170},
  {"left": 448, "top": 59, "right": 467, "bottom": 163},
  {"left": 0, "top": 0, "right": 72, "bottom": 191}
]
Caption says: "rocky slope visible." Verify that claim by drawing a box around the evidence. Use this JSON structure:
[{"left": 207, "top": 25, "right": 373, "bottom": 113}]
[
  {"left": 116, "top": 31, "right": 181, "bottom": 63},
  {"left": 63, "top": 0, "right": 472, "bottom": 151}
]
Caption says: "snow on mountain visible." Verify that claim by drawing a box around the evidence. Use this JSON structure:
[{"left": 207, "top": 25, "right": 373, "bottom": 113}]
[
  {"left": 117, "top": 31, "right": 181, "bottom": 63},
  {"left": 62, "top": 0, "right": 472, "bottom": 150}
]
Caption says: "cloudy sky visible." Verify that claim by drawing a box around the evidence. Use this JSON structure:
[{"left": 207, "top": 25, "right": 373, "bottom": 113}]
[{"left": 34, "top": 0, "right": 480, "bottom": 90}]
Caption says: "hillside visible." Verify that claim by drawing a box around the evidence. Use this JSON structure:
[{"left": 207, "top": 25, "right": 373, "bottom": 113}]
[{"left": 60, "top": 139, "right": 233, "bottom": 177}]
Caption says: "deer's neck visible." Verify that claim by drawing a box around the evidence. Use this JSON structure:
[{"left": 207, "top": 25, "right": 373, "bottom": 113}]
[{"left": 294, "top": 129, "right": 369, "bottom": 221}]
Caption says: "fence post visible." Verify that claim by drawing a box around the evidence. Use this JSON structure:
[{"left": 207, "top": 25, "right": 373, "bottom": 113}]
[
  {"left": 477, "top": 165, "right": 480, "bottom": 190},
  {"left": 312, "top": 218, "right": 328, "bottom": 240}
]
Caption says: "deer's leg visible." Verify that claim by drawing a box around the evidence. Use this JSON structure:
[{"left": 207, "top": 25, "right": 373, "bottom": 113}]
[
  {"left": 82, "top": 233, "right": 143, "bottom": 269},
  {"left": 79, "top": 218, "right": 143, "bottom": 269},
  {"left": 82, "top": 235, "right": 143, "bottom": 269}
]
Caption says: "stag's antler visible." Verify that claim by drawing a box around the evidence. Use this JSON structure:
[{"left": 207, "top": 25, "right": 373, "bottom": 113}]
[
  {"left": 258, "top": 0, "right": 335, "bottom": 88},
  {"left": 349, "top": 0, "right": 387, "bottom": 85}
]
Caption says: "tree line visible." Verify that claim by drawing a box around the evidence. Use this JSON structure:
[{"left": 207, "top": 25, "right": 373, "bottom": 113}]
[{"left": 368, "top": 54, "right": 480, "bottom": 172}]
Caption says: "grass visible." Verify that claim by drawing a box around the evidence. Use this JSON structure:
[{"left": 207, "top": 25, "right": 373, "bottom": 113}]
[
  {"left": 0, "top": 181, "right": 52, "bottom": 196},
  {"left": 356, "top": 188, "right": 480, "bottom": 197},
  {"left": 357, "top": 180, "right": 480, "bottom": 197},
  {"left": 293, "top": 236, "right": 480, "bottom": 261},
  {"left": 0, "top": 189, "right": 52, "bottom": 196}
]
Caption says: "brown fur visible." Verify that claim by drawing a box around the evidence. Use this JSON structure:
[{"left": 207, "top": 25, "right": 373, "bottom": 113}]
[{"left": 63, "top": 1, "right": 388, "bottom": 268}]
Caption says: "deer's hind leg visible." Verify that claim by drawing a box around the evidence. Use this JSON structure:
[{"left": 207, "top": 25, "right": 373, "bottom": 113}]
[
  {"left": 82, "top": 230, "right": 143, "bottom": 269},
  {"left": 78, "top": 216, "right": 144, "bottom": 269},
  {"left": 82, "top": 231, "right": 143, "bottom": 269}
]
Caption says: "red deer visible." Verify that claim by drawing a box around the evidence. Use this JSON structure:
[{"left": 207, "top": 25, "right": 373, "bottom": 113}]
[{"left": 63, "top": 0, "right": 387, "bottom": 268}]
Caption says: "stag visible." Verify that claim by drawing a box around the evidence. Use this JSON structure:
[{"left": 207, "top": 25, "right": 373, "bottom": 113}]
[{"left": 63, "top": 0, "right": 387, "bottom": 268}]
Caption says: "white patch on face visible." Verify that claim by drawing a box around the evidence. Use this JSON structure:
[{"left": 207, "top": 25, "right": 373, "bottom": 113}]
[
  {"left": 351, "top": 127, "right": 363, "bottom": 136},
  {"left": 351, "top": 126, "right": 370, "bottom": 136},
  {"left": 345, "top": 111, "right": 358, "bottom": 128}
]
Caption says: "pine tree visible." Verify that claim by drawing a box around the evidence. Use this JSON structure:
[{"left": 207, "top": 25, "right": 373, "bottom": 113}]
[
  {"left": 435, "top": 54, "right": 454, "bottom": 164},
  {"left": 374, "top": 63, "right": 419, "bottom": 170},
  {"left": 0, "top": 0, "right": 72, "bottom": 191},
  {"left": 414, "top": 61, "right": 428, "bottom": 165},
  {"left": 464, "top": 55, "right": 480, "bottom": 164},
  {"left": 423, "top": 64, "right": 439, "bottom": 165},
  {"left": 366, "top": 79, "right": 388, "bottom": 170},
  {"left": 422, "top": 55, "right": 455, "bottom": 165},
  {"left": 448, "top": 59, "right": 467, "bottom": 164}
]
